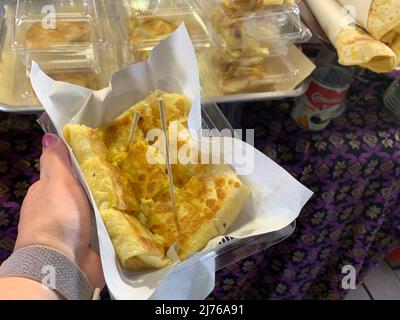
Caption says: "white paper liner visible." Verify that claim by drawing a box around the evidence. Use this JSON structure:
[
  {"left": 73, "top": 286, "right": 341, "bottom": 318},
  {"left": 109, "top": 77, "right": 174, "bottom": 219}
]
[
  {"left": 337, "top": 0, "right": 373, "bottom": 29},
  {"left": 305, "top": 0, "right": 356, "bottom": 44},
  {"left": 30, "top": 24, "right": 313, "bottom": 300}
]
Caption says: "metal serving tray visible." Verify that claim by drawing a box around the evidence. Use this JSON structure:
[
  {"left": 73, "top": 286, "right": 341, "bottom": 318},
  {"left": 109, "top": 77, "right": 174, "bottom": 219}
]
[
  {"left": 0, "top": 0, "right": 310, "bottom": 114},
  {"left": 203, "top": 81, "right": 307, "bottom": 104},
  {"left": 0, "top": 82, "right": 308, "bottom": 114}
]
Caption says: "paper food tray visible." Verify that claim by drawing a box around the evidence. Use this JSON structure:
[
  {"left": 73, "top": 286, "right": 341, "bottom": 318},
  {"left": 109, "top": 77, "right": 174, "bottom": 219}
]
[
  {"left": 36, "top": 104, "right": 297, "bottom": 299},
  {"left": 12, "top": 0, "right": 107, "bottom": 51}
]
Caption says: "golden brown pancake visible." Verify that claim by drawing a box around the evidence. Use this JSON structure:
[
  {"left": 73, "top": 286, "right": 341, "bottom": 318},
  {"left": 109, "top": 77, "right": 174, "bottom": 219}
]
[
  {"left": 129, "top": 13, "right": 178, "bottom": 45},
  {"left": 64, "top": 91, "right": 250, "bottom": 269},
  {"left": 26, "top": 21, "right": 91, "bottom": 49}
]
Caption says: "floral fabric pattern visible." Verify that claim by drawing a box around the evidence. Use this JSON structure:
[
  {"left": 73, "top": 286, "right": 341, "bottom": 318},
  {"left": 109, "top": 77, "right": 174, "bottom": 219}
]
[
  {"left": 209, "top": 70, "right": 400, "bottom": 300},
  {"left": 0, "top": 114, "right": 41, "bottom": 262}
]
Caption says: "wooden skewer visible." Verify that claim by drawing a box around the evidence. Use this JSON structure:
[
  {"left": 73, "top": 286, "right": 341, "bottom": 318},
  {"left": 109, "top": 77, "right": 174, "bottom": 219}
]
[
  {"left": 127, "top": 111, "right": 141, "bottom": 149},
  {"left": 92, "top": 288, "right": 101, "bottom": 300},
  {"left": 159, "top": 99, "right": 180, "bottom": 234}
]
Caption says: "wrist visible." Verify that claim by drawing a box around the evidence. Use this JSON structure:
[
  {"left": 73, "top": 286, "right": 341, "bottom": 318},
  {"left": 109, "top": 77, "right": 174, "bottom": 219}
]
[
  {"left": 0, "top": 246, "right": 95, "bottom": 300},
  {"left": 15, "top": 234, "right": 77, "bottom": 265},
  {"left": 0, "top": 277, "right": 62, "bottom": 300}
]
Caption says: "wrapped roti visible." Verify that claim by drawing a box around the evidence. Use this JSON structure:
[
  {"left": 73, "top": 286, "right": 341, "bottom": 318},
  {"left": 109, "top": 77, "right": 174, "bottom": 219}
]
[
  {"left": 338, "top": 0, "right": 400, "bottom": 62},
  {"left": 337, "top": 0, "right": 400, "bottom": 40},
  {"left": 305, "top": 0, "right": 397, "bottom": 73},
  {"left": 368, "top": 0, "right": 400, "bottom": 41},
  {"left": 336, "top": 25, "right": 397, "bottom": 72}
]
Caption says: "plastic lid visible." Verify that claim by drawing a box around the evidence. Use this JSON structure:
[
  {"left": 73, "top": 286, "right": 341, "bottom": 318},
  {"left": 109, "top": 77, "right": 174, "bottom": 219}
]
[
  {"left": 22, "top": 61, "right": 103, "bottom": 100},
  {"left": 20, "top": 48, "right": 106, "bottom": 99},
  {"left": 28, "top": 50, "right": 98, "bottom": 70},
  {"left": 126, "top": 7, "right": 213, "bottom": 51},
  {"left": 12, "top": 0, "right": 105, "bottom": 51},
  {"left": 222, "top": 41, "right": 288, "bottom": 58},
  {"left": 199, "top": 2, "right": 312, "bottom": 48},
  {"left": 221, "top": 0, "right": 297, "bottom": 13}
]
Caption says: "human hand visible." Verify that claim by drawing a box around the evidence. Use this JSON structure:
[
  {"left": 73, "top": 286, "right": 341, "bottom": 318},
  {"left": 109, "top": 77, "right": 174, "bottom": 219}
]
[{"left": 14, "top": 133, "right": 105, "bottom": 290}]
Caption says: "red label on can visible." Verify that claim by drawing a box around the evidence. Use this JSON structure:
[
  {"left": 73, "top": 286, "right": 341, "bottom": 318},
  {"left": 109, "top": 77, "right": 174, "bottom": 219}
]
[{"left": 306, "top": 80, "right": 349, "bottom": 109}]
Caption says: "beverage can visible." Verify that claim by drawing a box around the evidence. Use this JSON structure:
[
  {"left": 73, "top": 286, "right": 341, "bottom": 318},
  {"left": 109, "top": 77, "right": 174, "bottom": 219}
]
[{"left": 292, "top": 64, "right": 353, "bottom": 131}]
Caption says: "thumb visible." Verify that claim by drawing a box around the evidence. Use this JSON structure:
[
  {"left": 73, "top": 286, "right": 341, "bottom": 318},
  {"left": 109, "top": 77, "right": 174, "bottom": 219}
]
[{"left": 40, "top": 133, "right": 75, "bottom": 181}]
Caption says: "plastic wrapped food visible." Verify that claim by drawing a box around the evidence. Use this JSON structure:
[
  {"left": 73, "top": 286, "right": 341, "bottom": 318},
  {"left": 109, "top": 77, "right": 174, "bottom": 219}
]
[
  {"left": 115, "top": 1, "right": 212, "bottom": 63},
  {"left": 13, "top": 0, "right": 105, "bottom": 51},
  {"left": 25, "top": 21, "right": 91, "bottom": 49},
  {"left": 214, "top": 50, "right": 298, "bottom": 93},
  {"left": 198, "top": 0, "right": 311, "bottom": 47}
]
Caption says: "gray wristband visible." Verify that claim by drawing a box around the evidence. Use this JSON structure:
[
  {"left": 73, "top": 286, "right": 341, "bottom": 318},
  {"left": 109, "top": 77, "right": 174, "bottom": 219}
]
[{"left": 0, "top": 245, "right": 95, "bottom": 300}]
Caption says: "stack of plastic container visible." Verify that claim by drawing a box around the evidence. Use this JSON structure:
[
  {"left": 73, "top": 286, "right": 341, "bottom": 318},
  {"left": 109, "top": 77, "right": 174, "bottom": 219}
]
[
  {"left": 11, "top": 0, "right": 114, "bottom": 99},
  {"left": 0, "top": 0, "right": 313, "bottom": 110},
  {"left": 108, "top": 0, "right": 311, "bottom": 96},
  {"left": 111, "top": 0, "right": 214, "bottom": 65},
  {"left": 196, "top": 0, "right": 312, "bottom": 94}
]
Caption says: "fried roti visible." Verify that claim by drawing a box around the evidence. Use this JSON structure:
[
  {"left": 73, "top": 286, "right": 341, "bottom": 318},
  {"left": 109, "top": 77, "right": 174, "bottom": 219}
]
[
  {"left": 64, "top": 91, "right": 250, "bottom": 270},
  {"left": 26, "top": 21, "right": 91, "bottom": 49}
]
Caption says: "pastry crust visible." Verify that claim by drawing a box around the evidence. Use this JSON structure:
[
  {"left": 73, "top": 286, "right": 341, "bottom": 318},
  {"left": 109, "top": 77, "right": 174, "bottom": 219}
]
[
  {"left": 149, "top": 165, "right": 250, "bottom": 259},
  {"left": 214, "top": 51, "right": 270, "bottom": 93},
  {"left": 101, "top": 208, "right": 171, "bottom": 270},
  {"left": 129, "top": 13, "right": 177, "bottom": 45},
  {"left": 335, "top": 25, "right": 397, "bottom": 73},
  {"left": 63, "top": 124, "right": 139, "bottom": 213},
  {"left": 64, "top": 91, "right": 250, "bottom": 269},
  {"left": 26, "top": 21, "right": 91, "bottom": 49}
]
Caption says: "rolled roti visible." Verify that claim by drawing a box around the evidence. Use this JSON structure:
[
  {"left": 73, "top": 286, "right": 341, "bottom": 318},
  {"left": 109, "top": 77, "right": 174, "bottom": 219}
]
[
  {"left": 305, "top": 0, "right": 397, "bottom": 73},
  {"left": 64, "top": 123, "right": 171, "bottom": 270},
  {"left": 338, "top": 0, "right": 400, "bottom": 41},
  {"left": 338, "top": 0, "right": 400, "bottom": 63},
  {"left": 336, "top": 25, "right": 397, "bottom": 72}
]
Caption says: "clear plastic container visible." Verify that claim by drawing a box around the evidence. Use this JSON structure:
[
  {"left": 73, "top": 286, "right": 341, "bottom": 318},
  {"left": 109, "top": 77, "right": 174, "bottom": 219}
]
[
  {"left": 221, "top": 0, "right": 298, "bottom": 14},
  {"left": 26, "top": 49, "right": 97, "bottom": 70},
  {"left": 111, "top": 0, "right": 214, "bottom": 65},
  {"left": 12, "top": 0, "right": 106, "bottom": 51},
  {"left": 17, "top": 49, "right": 108, "bottom": 99},
  {"left": 220, "top": 41, "right": 288, "bottom": 60},
  {"left": 197, "top": 1, "right": 312, "bottom": 49},
  {"left": 383, "top": 78, "right": 400, "bottom": 124},
  {"left": 214, "top": 50, "right": 299, "bottom": 94},
  {"left": 37, "top": 102, "right": 297, "bottom": 300}
]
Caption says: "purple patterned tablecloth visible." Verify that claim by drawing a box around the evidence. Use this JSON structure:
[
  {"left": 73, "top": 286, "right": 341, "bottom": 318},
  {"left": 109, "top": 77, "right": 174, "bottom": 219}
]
[
  {"left": 0, "top": 70, "right": 399, "bottom": 300},
  {"left": 209, "top": 70, "right": 400, "bottom": 300}
]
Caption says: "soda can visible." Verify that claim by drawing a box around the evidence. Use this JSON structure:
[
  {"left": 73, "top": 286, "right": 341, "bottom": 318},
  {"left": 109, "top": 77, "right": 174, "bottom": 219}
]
[{"left": 292, "top": 64, "right": 354, "bottom": 131}]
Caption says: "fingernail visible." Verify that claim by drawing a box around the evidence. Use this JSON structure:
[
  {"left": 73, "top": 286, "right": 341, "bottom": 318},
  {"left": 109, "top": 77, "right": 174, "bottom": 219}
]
[{"left": 42, "top": 134, "right": 59, "bottom": 149}]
